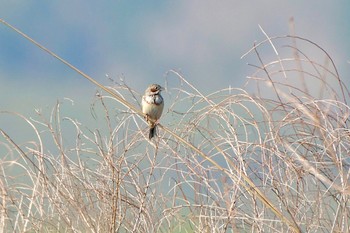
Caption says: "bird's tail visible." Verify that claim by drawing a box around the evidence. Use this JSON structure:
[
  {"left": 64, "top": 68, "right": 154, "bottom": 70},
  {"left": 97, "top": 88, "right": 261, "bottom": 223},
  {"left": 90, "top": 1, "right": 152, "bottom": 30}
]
[{"left": 149, "top": 126, "right": 156, "bottom": 139}]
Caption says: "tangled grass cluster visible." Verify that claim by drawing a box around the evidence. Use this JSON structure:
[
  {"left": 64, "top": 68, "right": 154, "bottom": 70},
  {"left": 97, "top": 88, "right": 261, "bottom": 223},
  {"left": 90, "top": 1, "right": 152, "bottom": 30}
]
[{"left": 0, "top": 35, "right": 349, "bottom": 232}]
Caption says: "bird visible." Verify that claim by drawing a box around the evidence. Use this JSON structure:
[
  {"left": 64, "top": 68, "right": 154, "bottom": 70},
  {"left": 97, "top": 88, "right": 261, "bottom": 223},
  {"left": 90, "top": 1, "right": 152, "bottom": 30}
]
[{"left": 141, "top": 84, "right": 164, "bottom": 139}]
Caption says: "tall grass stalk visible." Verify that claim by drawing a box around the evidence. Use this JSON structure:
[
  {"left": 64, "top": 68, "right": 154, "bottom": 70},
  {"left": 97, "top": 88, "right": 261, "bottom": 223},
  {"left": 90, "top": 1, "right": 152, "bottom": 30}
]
[{"left": 1, "top": 19, "right": 349, "bottom": 232}]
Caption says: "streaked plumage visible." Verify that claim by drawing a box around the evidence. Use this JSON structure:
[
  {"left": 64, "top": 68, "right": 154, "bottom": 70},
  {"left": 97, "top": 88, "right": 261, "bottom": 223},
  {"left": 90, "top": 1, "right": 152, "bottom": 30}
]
[{"left": 142, "top": 84, "right": 164, "bottom": 139}]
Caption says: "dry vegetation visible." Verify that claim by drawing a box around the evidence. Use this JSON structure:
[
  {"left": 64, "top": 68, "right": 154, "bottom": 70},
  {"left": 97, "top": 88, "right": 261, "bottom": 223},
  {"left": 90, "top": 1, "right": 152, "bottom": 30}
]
[{"left": 0, "top": 33, "right": 349, "bottom": 232}]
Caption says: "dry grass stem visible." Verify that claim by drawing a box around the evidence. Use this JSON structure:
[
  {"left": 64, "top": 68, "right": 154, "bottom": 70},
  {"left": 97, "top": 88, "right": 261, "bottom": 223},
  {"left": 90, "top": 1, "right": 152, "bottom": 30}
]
[{"left": 1, "top": 19, "right": 349, "bottom": 232}]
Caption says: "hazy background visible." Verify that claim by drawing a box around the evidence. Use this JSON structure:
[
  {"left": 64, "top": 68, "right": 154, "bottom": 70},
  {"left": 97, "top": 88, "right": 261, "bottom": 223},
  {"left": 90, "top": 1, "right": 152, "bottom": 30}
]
[{"left": 0, "top": 1, "right": 349, "bottom": 134}]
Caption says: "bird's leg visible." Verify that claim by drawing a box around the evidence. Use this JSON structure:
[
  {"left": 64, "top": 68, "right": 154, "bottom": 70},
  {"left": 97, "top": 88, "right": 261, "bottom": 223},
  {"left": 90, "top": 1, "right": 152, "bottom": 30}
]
[
  {"left": 144, "top": 114, "right": 156, "bottom": 128},
  {"left": 144, "top": 113, "right": 150, "bottom": 122}
]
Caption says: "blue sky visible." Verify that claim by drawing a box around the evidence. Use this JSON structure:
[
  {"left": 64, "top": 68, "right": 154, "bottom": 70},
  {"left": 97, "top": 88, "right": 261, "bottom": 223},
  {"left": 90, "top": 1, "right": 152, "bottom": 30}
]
[{"left": 1, "top": 1, "right": 349, "bottom": 131}]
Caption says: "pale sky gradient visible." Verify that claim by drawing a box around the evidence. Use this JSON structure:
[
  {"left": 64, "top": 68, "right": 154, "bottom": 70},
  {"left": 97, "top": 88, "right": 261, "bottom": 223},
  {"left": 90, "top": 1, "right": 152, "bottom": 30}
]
[{"left": 1, "top": 1, "right": 349, "bottom": 135}]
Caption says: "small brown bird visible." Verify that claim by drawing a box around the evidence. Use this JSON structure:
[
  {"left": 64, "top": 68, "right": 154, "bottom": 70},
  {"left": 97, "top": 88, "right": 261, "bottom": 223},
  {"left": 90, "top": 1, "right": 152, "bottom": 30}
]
[{"left": 141, "top": 84, "right": 164, "bottom": 139}]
